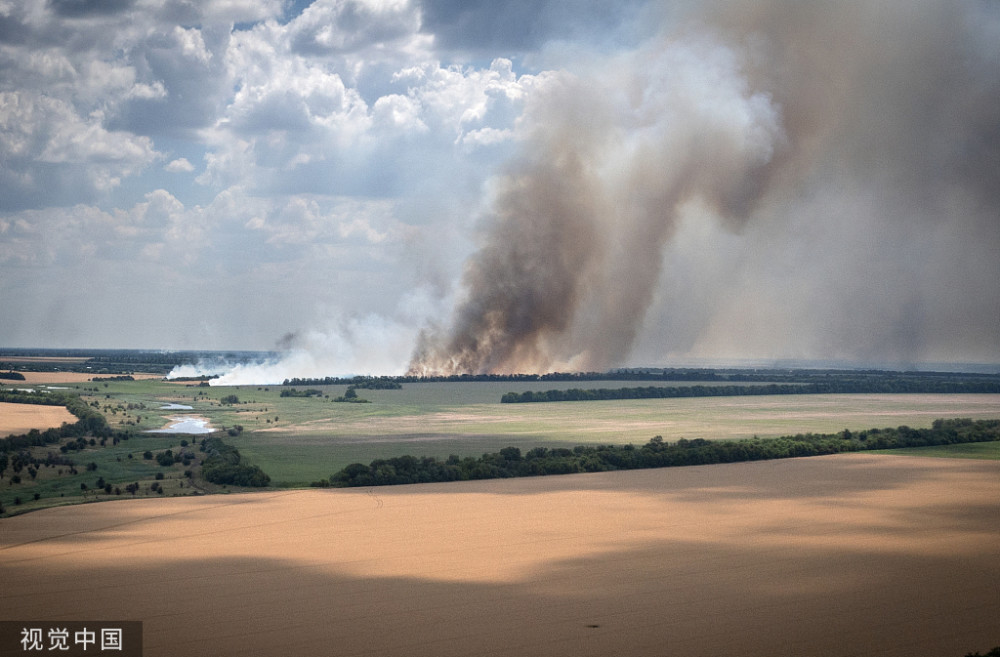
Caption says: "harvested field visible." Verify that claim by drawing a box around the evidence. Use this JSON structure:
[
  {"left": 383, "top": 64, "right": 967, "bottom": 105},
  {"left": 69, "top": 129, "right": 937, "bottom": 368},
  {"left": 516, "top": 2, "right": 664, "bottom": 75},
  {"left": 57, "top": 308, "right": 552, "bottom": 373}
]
[
  {"left": 0, "top": 402, "right": 76, "bottom": 436},
  {"left": 255, "top": 393, "right": 1000, "bottom": 441},
  {"left": 1, "top": 454, "right": 997, "bottom": 657},
  {"left": 1, "top": 371, "right": 163, "bottom": 384}
]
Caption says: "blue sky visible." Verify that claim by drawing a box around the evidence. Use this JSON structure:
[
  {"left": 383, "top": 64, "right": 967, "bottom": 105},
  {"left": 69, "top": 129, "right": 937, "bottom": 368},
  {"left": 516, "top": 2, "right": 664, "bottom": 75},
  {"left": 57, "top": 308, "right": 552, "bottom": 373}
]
[{"left": 1, "top": 0, "right": 998, "bottom": 376}]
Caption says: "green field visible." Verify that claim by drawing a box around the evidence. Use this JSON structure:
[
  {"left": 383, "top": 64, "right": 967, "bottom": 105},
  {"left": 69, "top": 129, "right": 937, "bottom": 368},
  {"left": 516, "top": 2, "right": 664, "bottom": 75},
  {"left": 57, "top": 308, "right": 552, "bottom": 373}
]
[
  {"left": 870, "top": 441, "right": 1000, "bottom": 460},
  {"left": 4, "top": 377, "right": 1000, "bottom": 496},
  {"left": 0, "top": 429, "right": 201, "bottom": 515},
  {"left": 30, "top": 379, "right": 997, "bottom": 486}
]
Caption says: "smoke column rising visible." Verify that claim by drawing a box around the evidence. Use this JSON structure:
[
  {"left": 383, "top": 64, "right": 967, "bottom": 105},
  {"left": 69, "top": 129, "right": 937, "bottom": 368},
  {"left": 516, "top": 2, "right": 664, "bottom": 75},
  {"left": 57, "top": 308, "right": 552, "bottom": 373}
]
[{"left": 409, "top": 0, "right": 1000, "bottom": 375}]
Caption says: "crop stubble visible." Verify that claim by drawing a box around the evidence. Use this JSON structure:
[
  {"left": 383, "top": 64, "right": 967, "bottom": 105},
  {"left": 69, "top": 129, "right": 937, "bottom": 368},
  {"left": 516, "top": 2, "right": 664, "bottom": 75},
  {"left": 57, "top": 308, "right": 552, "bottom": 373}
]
[
  {"left": 0, "top": 402, "right": 77, "bottom": 436},
  {"left": 1, "top": 453, "right": 997, "bottom": 657}
]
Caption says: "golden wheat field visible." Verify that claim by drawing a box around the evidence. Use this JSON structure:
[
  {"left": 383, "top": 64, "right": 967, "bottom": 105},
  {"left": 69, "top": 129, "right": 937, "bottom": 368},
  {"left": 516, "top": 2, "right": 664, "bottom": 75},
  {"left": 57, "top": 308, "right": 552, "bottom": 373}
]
[
  {"left": 0, "top": 402, "right": 77, "bottom": 436},
  {"left": 1, "top": 454, "right": 998, "bottom": 657}
]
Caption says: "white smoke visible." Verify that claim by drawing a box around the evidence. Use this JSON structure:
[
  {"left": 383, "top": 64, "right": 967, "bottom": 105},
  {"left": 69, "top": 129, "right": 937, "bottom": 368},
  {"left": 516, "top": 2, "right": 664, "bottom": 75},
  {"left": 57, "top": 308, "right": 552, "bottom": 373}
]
[
  {"left": 166, "top": 360, "right": 240, "bottom": 380},
  {"left": 187, "top": 289, "right": 443, "bottom": 385}
]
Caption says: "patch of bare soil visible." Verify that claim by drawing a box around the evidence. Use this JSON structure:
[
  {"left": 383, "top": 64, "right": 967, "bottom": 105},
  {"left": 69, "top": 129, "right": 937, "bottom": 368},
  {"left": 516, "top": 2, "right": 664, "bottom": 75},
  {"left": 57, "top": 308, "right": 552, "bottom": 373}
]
[
  {"left": 1, "top": 454, "right": 997, "bottom": 657},
  {"left": 0, "top": 402, "right": 77, "bottom": 436}
]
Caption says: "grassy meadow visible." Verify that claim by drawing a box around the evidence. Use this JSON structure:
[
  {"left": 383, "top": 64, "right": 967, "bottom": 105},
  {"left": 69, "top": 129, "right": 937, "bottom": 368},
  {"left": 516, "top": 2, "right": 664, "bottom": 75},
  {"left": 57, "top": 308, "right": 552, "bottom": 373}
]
[{"left": 5, "top": 376, "right": 998, "bottom": 490}]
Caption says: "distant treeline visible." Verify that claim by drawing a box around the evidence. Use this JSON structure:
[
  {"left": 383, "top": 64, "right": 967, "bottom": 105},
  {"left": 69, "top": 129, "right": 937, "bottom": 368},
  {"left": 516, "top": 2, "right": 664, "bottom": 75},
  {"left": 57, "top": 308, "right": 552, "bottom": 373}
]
[
  {"left": 281, "top": 376, "right": 402, "bottom": 389},
  {"left": 283, "top": 371, "right": 722, "bottom": 386},
  {"left": 326, "top": 419, "right": 1000, "bottom": 487},
  {"left": 278, "top": 387, "right": 374, "bottom": 402},
  {"left": 0, "top": 348, "right": 277, "bottom": 375},
  {"left": 0, "top": 371, "right": 26, "bottom": 380},
  {"left": 283, "top": 369, "right": 1000, "bottom": 393},
  {"left": 500, "top": 379, "right": 1000, "bottom": 403},
  {"left": 280, "top": 388, "right": 324, "bottom": 397}
]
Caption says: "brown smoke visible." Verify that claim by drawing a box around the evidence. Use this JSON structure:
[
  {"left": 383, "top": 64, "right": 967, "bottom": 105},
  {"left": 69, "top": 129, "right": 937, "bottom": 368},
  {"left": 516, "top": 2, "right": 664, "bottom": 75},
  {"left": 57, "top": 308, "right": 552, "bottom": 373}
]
[{"left": 409, "top": 0, "right": 1000, "bottom": 375}]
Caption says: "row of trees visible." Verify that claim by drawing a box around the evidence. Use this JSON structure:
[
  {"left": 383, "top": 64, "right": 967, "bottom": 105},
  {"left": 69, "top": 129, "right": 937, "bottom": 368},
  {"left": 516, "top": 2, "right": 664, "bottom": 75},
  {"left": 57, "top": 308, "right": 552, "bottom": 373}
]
[
  {"left": 500, "top": 379, "right": 1000, "bottom": 403},
  {"left": 281, "top": 376, "right": 403, "bottom": 388},
  {"left": 328, "top": 419, "right": 1000, "bottom": 487},
  {"left": 279, "top": 388, "right": 323, "bottom": 397},
  {"left": 288, "top": 368, "right": 1000, "bottom": 388}
]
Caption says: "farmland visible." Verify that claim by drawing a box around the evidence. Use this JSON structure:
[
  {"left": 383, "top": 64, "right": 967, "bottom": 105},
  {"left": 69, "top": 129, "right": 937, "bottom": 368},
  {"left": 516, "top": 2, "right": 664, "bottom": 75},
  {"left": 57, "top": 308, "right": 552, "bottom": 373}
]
[
  {"left": 1, "top": 454, "right": 997, "bottom": 657},
  {"left": 2, "top": 365, "right": 1000, "bottom": 656},
  {"left": 3, "top": 373, "right": 1000, "bottom": 492},
  {"left": 0, "top": 402, "right": 76, "bottom": 437}
]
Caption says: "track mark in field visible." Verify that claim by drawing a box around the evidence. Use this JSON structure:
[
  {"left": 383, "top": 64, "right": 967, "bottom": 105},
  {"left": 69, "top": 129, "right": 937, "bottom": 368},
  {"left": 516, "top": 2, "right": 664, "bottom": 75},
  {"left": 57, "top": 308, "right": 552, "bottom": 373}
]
[{"left": 366, "top": 488, "right": 384, "bottom": 510}]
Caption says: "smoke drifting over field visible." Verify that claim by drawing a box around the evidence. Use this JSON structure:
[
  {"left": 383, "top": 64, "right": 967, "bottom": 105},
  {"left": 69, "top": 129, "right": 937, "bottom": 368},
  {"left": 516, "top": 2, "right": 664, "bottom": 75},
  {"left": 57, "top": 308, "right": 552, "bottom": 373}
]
[
  {"left": 409, "top": 0, "right": 1000, "bottom": 375},
  {"left": 167, "top": 313, "right": 423, "bottom": 385}
]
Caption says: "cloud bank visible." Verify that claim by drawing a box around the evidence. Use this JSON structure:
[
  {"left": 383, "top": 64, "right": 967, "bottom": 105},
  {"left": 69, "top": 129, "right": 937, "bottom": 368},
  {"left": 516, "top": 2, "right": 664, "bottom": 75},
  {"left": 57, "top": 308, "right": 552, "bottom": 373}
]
[{"left": 1, "top": 0, "right": 998, "bottom": 379}]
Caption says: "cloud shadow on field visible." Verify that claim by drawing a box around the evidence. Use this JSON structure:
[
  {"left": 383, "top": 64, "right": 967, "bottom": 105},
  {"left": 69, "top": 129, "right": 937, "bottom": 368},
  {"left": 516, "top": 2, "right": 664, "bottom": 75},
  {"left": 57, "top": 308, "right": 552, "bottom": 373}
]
[
  {"left": 2, "top": 531, "right": 998, "bottom": 657},
  {"left": 1, "top": 456, "right": 997, "bottom": 657},
  {"left": 374, "top": 452, "right": 1000, "bottom": 502}
]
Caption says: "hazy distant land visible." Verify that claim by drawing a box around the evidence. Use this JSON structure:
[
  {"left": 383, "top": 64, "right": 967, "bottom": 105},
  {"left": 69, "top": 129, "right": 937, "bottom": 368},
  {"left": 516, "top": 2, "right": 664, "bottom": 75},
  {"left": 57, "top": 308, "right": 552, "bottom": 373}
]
[{"left": 3, "top": 348, "right": 1000, "bottom": 512}]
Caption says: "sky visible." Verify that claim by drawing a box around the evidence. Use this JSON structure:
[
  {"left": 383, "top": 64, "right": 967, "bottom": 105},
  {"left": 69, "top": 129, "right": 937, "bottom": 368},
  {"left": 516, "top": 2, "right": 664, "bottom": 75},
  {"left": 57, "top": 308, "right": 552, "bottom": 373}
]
[{"left": 1, "top": 0, "right": 998, "bottom": 378}]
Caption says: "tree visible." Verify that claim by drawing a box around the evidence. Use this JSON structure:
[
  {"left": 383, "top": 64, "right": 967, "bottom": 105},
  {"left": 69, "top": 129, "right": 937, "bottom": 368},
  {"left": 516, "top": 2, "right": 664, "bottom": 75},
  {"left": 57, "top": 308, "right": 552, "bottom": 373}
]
[{"left": 499, "top": 446, "right": 522, "bottom": 462}]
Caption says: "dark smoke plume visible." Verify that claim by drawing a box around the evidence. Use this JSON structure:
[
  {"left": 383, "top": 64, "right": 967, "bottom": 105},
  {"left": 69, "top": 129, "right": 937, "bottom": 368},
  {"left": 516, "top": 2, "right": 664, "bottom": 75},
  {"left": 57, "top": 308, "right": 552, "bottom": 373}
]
[{"left": 409, "top": 0, "right": 1000, "bottom": 375}]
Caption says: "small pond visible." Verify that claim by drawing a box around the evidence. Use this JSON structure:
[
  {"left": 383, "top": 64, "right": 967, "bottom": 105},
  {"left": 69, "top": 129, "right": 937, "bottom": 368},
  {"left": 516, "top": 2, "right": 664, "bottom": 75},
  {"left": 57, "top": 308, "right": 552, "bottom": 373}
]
[
  {"left": 160, "top": 403, "right": 194, "bottom": 410},
  {"left": 146, "top": 416, "right": 216, "bottom": 434}
]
